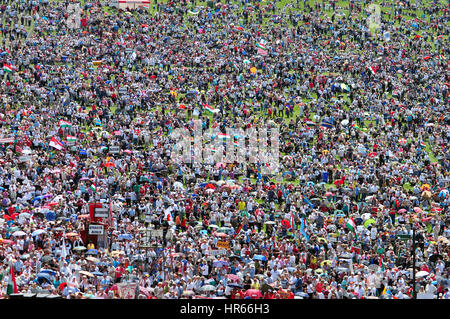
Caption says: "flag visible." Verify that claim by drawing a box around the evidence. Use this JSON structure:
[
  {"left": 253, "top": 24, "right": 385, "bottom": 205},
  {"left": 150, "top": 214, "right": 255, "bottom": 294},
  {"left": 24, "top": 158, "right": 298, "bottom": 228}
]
[
  {"left": 346, "top": 217, "right": 358, "bottom": 239},
  {"left": 256, "top": 40, "right": 267, "bottom": 50},
  {"left": 257, "top": 47, "right": 268, "bottom": 56},
  {"left": 90, "top": 184, "right": 97, "bottom": 193},
  {"left": 300, "top": 218, "right": 309, "bottom": 242},
  {"left": 202, "top": 103, "right": 219, "bottom": 113},
  {"left": 368, "top": 66, "right": 377, "bottom": 75},
  {"left": 302, "top": 195, "right": 313, "bottom": 208},
  {"left": 59, "top": 120, "right": 72, "bottom": 128},
  {"left": 321, "top": 120, "right": 333, "bottom": 129},
  {"left": 217, "top": 132, "right": 231, "bottom": 140},
  {"left": 290, "top": 212, "right": 296, "bottom": 236},
  {"left": 66, "top": 135, "right": 77, "bottom": 142},
  {"left": 61, "top": 237, "right": 68, "bottom": 262},
  {"left": 6, "top": 261, "right": 18, "bottom": 296},
  {"left": 49, "top": 137, "right": 63, "bottom": 150},
  {"left": 379, "top": 254, "right": 385, "bottom": 272},
  {"left": 233, "top": 224, "right": 243, "bottom": 239},
  {"left": 3, "top": 64, "right": 13, "bottom": 73}
]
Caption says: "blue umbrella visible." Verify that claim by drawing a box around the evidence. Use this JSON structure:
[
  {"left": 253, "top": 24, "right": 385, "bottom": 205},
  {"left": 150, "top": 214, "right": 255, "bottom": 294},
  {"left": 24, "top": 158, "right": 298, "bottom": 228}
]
[
  {"left": 96, "top": 262, "right": 110, "bottom": 267},
  {"left": 45, "top": 211, "right": 56, "bottom": 221},
  {"left": 227, "top": 283, "right": 243, "bottom": 288},
  {"left": 62, "top": 286, "right": 79, "bottom": 296},
  {"left": 40, "top": 269, "right": 56, "bottom": 275},
  {"left": 212, "top": 260, "right": 228, "bottom": 268},
  {"left": 92, "top": 271, "right": 104, "bottom": 277},
  {"left": 36, "top": 272, "right": 53, "bottom": 283},
  {"left": 253, "top": 255, "right": 267, "bottom": 262},
  {"left": 86, "top": 249, "right": 98, "bottom": 255},
  {"left": 118, "top": 234, "right": 133, "bottom": 241}
]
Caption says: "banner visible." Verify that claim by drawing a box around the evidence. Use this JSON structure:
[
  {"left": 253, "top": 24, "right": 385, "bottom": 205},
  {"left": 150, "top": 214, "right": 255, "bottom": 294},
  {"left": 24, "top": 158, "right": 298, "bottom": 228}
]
[{"left": 117, "top": 282, "right": 137, "bottom": 299}]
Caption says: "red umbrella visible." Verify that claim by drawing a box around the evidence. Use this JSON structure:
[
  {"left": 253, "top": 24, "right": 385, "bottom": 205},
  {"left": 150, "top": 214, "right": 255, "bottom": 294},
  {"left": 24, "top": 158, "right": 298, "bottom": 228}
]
[
  {"left": 368, "top": 152, "right": 377, "bottom": 158},
  {"left": 227, "top": 274, "right": 240, "bottom": 282},
  {"left": 244, "top": 289, "right": 263, "bottom": 299},
  {"left": 0, "top": 239, "right": 14, "bottom": 245},
  {"left": 215, "top": 232, "right": 228, "bottom": 238},
  {"left": 205, "top": 184, "right": 215, "bottom": 190}
]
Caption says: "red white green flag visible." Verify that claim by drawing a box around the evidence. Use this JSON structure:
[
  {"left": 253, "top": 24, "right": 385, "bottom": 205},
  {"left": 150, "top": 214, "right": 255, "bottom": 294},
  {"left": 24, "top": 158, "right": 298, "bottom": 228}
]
[
  {"left": 346, "top": 217, "right": 358, "bottom": 239},
  {"left": 6, "top": 261, "right": 18, "bottom": 295}
]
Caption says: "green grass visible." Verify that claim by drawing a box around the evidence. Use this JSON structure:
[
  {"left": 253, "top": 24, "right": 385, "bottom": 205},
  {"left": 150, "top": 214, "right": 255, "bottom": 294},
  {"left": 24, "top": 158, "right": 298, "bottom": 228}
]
[{"left": 0, "top": 0, "right": 443, "bottom": 186}]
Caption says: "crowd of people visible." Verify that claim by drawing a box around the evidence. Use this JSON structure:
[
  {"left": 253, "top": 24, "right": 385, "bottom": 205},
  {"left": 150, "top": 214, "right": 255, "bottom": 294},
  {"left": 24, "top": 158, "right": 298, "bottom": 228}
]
[{"left": 0, "top": 0, "right": 448, "bottom": 299}]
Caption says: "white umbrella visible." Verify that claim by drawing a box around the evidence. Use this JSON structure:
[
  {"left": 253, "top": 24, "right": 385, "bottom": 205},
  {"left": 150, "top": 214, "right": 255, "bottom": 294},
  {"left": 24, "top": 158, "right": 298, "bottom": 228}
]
[
  {"left": 341, "top": 119, "right": 349, "bottom": 126},
  {"left": 201, "top": 285, "right": 216, "bottom": 292},
  {"left": 12, "top": 230, "right": 27, "bottom": 237},
  {"left": 32, "top": 229, "right": 47, "bottom": 236},
  {"left": 19, "top": 212, "right": 32, "bottom": 219},
  {"left": 416, "top": 271, "right": 429, "bottom": 278},
  {"left": 173, "top": 181, "right": 185, "bottom": 190},
  {"left": 361, "top": 213, "right": 372, "bottom": 221}
]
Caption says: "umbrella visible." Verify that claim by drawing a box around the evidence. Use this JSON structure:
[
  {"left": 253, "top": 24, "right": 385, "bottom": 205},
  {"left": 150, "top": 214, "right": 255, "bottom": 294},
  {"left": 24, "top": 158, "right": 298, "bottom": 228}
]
[
  {"left": 32, "top": 229, "right": 47, "bottom": 237},
  {"left": 416, "top": 271, "right": 429, "bottom": 278},
  {"left": 208, "top": 224, "right": 219, "bottom": 229},
  {"left": 398, "top": 209, "right": 407, "bottom": 214},
  {"left": 40, "top": 255, "right": 54, "bottom": 264},
  {"left": 205, "top": 183, "right": 216, "bottom": 190},
  {"left": 226, "top": 274, "right": 241, "bottom": 282},
  {"left": 429, "top": 254, "right": 443, "bottom": 263},
  {"left": 65, "top": 232, "right": 79, "bottom": 237},
  {"left": 0, "top": 239, "right": 14, "bottom": 245},
  {"left": 363, "top": 219, "right": 376, "bottom": 228},
  {"left": 201, "top": 285, "right": 216, "bottom": 292},
  {"left": 368, "top": 264, "right": 379, "bottom": 271},
  {"left": 212, "top": 260, "right": 228, "bottom": 268},
  {"left": 321, "top": 260, "right": 332, "bottom": 267},
  {"left": 260, "top": 283, "right": 275, "bottom": 293},
  {"left": 73, "top": 246, "right": 86, "bottom": 251},
  {"left": 86, "top": 257, "right": 100, "bottom": 263},
  {"left": 86, "top": 249, "right": 98, "bottom": 255},
  {"left": 36, "top": 272, "right": 53, "bottom": 283},
  {"left": 118, "top": 234, "right": 133, "bottom": 241},
  {"left": 253, "top": 255, "right": 267, "bottom": 262},
  {"left": 62, "top": 285, "right": 79, "bottom": 296},
  {"left": 264, "top": 221, "right": 276, "bottom": 225},
  {"left": 244, "top": 289, "right": 263, "bottom": 299},
  {"left": 183, "top": 290, "right": 195, "bottom": 296},
  {"left": 214, "top": 232, "right": 228, "bottom": 238},
  {"left": 413, "top": 207, "right": 422, "bottom": 213},
  {"left": 229, "top": 255, "right": 242, "bottom": 261},
  {"left": 40, "top": 269, "right": 56, "bottom": 275},
  {"left": 227, "top": 283, "right": 243, "bottom": 289},
  {"left": 12, "top": 230, "right": 27, "bottom": 237},
  {"left": 92, "top": 271, "right": 104, "bottom": 277},
  {"left": 173, "top": 181, "right": 184, "bottom": 190},
  {"left": 79, "top": 271, "right": 94, "bottom": 278}
]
